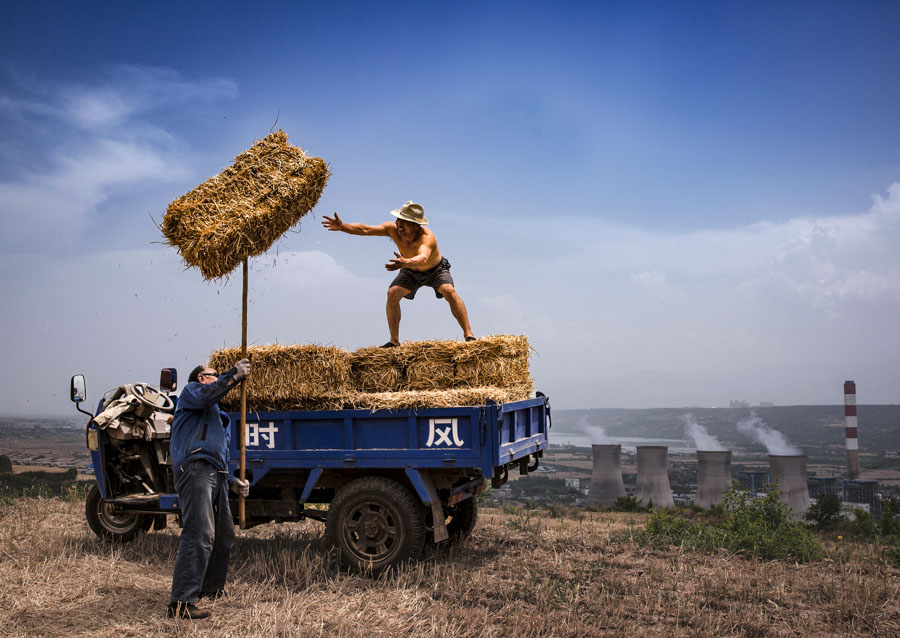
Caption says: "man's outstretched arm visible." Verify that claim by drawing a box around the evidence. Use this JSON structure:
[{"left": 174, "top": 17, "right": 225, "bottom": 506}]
[{"left": 322, "top": 212, "right": 391, "bottom": 237}]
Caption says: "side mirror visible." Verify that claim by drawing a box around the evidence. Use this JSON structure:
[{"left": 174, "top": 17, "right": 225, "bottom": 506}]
[
  {"left": 71, "top": 375, "right": 86, "bottom": 403},
  {"left": 160, "top": 368, "right": 178, "bottom": 392}
]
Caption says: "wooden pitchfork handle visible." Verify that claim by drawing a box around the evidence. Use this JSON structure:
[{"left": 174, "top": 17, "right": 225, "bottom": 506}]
[{"left": 239, "top": 259, "right": 248, "bottom": 529}]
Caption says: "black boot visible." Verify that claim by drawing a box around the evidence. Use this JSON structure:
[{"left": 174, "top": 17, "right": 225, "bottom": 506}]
[{"left": 167, "top": 601, "right": 211, "bottom": 620}]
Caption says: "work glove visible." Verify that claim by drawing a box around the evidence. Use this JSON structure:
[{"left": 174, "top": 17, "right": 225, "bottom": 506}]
[
  {"left": 234, "top": 358, "right": 251, "bottom": 381},
  {"left": 231, "top": 478, "right": 250, "bottom": 497}
]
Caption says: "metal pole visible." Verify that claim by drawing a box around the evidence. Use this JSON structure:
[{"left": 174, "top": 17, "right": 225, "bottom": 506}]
[{"left": 239, "top": 258, "right": 248, "bottom": 529}]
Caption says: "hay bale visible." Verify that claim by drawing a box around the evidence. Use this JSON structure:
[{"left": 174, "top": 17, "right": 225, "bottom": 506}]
[
  {"left": 224, "top": 394, "right": 348, "bottom": 413},
  {"left": 350, "top": 347, "right": 405, "bottom": 393},
  {"left": 345, "top": 386, "right": 533, "bottom": 411},
  {"left": 223, "top": 394, "right": 349, "bottom": 413},
  {"left": 208, "top": 335, "right": 534, "bottom": 412},
  {"left": 210, "top": 344, "right": 351, "bottom": 412},
  {"left": 402, "top": 340, "right": 459, "bottom": 390},
  {"left": 162, "top": 130, "right": 330, "bottom": 280},
  {"left": 453, "top": 334, "right": 532, "bottom": 388}
]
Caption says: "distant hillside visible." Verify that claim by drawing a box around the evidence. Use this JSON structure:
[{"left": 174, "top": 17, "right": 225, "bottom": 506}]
[{"left": 552, "top": 405, "right": 900, "bottom": 454}]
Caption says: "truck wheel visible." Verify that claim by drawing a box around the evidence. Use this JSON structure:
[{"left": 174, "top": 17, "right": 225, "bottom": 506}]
[
  {"left": 444, "top": 497, "right": 478, "bottom": 543},
  {"left": 85, "top": 485, "right": 147, "bottom": 542},
  {"left": 326, "top": 476, "right": 426, "bottom": 573}
]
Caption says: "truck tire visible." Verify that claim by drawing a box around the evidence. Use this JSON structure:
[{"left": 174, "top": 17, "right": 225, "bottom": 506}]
[
  {"left": 326, "top": 476, "right": 426, "bottom": 573},
  {"left": 444, "top": 497, "right": 478, "bottom": 543},
  {"left": 85, "top": 484, "right": 148, "bottom": 543}
]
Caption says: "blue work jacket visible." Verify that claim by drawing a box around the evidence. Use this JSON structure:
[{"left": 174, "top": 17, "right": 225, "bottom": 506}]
[{"left": 170, "top": 366, "right": 239, "bottom": 484}]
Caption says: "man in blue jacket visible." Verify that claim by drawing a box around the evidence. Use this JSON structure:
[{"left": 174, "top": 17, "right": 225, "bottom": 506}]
[{"left": 168, "top": 358, "right": 250, "bottom": 620}]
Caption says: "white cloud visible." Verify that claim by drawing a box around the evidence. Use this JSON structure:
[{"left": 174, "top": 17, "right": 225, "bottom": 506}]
[
  {"left": 630, "top": 269, "right": 668, "bottom": 290},
  {"left": 443, "top": 184, "right": 900, "bottom": 407},
  {"left": 58, "top": 66, "right": 237, "bottom": 130},
  {"left": 0, "top": 66, "right": 237, "bottom": 252}
]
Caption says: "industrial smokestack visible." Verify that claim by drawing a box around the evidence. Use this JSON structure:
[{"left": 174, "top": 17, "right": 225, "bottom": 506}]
[
  {"left": 768, "top": 454, "right": 811, "bottom": 520},
  {"left": 695, "top": 450, "right": 732, "bottom": 509},
  {"left": 844, "top": 380, "right": 860, "bottom": 479},
  {"left": 634, "top": 446, "right": 674, "bottom": 508},
  {"left": 589, "top": 444, "right": 625, "bottom": 506}
]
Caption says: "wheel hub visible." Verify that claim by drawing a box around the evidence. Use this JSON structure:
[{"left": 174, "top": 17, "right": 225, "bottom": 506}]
[
  {"left": 361, "top": 515, "right": 384, "bottom": 540},
  {"left": 99, "top": 502, "right": 139, "bottom": 531},
  {"left": 343, "top": 503, "right": 398, "bottom": 559}
]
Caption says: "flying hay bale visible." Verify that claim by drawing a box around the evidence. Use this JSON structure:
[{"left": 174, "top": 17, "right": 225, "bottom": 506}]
[
  {"left": 453, "top": 334, "right": 532, "bottom": 387},
  {"left": 162, "top": 130, "right": 330, "bottom": 280},
  {"left": 350, "top": 347, "right": 405, "bottom": 393},
  {"left": 345, "top": 386, "right": 533, "bottom": 411},
  {"left": 210, "top": 344, "right": 351, "bottom": 412}
]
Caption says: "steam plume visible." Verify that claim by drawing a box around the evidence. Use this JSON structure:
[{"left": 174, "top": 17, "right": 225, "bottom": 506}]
[
  {"left": 681, "top": 413, "right": 726, "bottom": 451},
  {"left": 736, "top": 412, "right": 801, "bottom": 455},
  {"left": 578, "top": 417, "right": 614, "bottom": 444}
]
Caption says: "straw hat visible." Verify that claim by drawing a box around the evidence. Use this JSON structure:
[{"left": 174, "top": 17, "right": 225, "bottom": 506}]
[{"left": 390, "top": 201, "right": 428, "bottom": 225}]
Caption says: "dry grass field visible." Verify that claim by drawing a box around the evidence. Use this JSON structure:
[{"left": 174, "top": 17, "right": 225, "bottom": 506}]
[{"left": 1, "top": 497, "right": 898, "bottom": 637}]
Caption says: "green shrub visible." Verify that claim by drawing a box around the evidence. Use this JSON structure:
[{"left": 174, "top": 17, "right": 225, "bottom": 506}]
[
  {"left": 612, "top": 494, "right": 644, "bottom": 512},
  {"left": 721, "top": 488, "right": 822, "bottom": 562},
  {"left": 477, "top": 485, "right": 493, "bottom": 504},
  {"left": 0, "top": 454, "right": 12, "bottom": 474},
  {"left": 848, "top": 508, "right": 877, "bottom": 539},
  {"left": 883, "top": 540, "right": 900, "bottom": 567},
  {"left": 0, "top": 470, "right": 91, "bottom": 499},
  {"left": 635, "top": 508, "right": 725, "bottom": 553},
  {"left": 805, "top": 494, "right": 844, "bottom": 530},
  {"left": 878, "top": 498, "right": 900, "bottom": 537},
  {"left": 505, "top": 507, "right": 539, "bottom": 533},
  {"left": 633, "top": 486, "right": 822, "bottom": 562}
]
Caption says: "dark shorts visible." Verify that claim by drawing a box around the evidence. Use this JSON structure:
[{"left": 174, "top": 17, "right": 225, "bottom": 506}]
[{"left": 390, "top": 257, "right": 454, "bottom": 299}]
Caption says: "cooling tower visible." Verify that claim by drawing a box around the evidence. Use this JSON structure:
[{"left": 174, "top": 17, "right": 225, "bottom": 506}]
[
  {"left": 634, "top": 446, "right": 674, "bottom": 507},
  {"left": 695, "top": 450, "right": 732, "bottom": 509},
  {"left": 589, "top": 444, "right": 625, "bottom": 506},
  {"left": 768, "top": 454, "right": 811, "bottom": 520}
]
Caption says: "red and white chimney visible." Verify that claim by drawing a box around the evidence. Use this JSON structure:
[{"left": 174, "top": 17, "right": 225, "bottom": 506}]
[{"left": 844, "top": 380, "right": 860, "bottom": 479}]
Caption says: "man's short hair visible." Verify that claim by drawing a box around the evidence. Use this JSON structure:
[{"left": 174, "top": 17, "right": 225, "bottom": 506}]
[{"left": 188, "top": 365, "right": 206, "bottom": 384}]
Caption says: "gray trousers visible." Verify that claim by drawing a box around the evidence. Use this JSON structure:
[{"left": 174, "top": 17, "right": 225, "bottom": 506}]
[{"left": 170, "top": 459, "right": 236, "bottom": 603}]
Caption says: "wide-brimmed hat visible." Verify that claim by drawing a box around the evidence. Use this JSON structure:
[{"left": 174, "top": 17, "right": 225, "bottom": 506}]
[{"left": 390, "top": 201, "right": 428, "bottom": 225}]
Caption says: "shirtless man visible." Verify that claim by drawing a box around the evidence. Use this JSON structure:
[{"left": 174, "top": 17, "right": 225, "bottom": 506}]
[{"left": 322, "top": 201, "right": 475, "bottom": 347}]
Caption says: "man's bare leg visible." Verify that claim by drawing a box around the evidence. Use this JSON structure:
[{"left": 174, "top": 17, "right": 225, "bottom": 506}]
[
  {"left": 437, "top": 284, "right": 475, "bottom": 340},
  {"left": 386, "top": 286, "right": 411, "bottom": 345}
]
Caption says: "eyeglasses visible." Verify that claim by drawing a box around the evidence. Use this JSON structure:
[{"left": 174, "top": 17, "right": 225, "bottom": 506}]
[{"left": 199, "top": 371, "right": 217, "bottom": 378}]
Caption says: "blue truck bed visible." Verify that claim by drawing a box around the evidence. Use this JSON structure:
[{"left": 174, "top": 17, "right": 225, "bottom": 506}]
[{"left": 235, "top": 396, "right": 550, "bottom": 481}]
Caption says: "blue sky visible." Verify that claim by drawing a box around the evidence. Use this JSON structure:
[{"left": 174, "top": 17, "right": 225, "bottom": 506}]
[{"left": 2, "top": 1, "right": 899, "bottom": 414}]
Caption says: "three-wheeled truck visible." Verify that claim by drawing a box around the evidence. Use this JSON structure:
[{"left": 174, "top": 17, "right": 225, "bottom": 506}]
[{"left": 70, "top": 369, "right": 550, "bottom": 572}]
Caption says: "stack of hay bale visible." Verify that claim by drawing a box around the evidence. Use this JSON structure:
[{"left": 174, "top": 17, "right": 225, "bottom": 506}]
[{"left": 210, "top": 335, "right": 533, "bottom": 412}]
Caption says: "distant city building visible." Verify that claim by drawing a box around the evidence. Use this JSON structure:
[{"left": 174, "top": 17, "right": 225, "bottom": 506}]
[
  {"left": 729, "top": 400, "right": 750, "bottom": 409},
  {"left": 564, "top": 478, "right": 581, "bottom": 489},
  {"left": 759, "top": 402, "right": 774, "bottom": 407}
]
